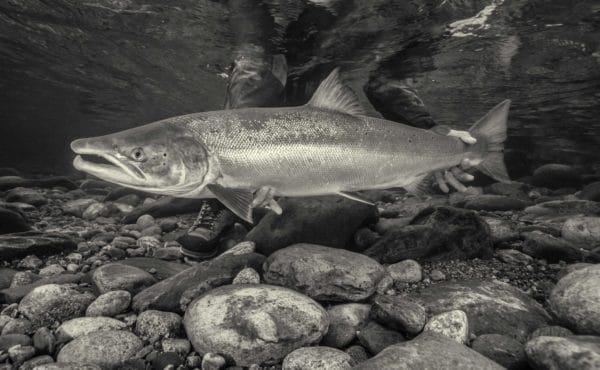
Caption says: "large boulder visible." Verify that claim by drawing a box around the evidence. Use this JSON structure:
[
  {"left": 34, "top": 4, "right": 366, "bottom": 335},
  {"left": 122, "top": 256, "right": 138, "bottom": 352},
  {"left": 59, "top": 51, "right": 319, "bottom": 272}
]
[
  {"left": 132, "top": 253, "right": 265, "bottom": 313},
  {"left": 471, "top": 334, "right": 527, "bottom": 370},
  {"left": 352, "top": 332, "right": 505, "bottom": 370},
  {"left": 364, "top": 206, "right": 493, "bottom": 263},
  {"left": 0, "top": 232, "right": 76, "bottom": 261},
  {"left": 18, "top": 284, "right": 94, "bottom": 328},
  {"left": 410, "top": 280, "right": 551, "bottom": 342},
  {"left": 263, "top": 244, "right": 386, "bottom": 302},
  {"left": 246, "top": 197, "right": 378, "bottom": 255},
  {"left": 549, "top": 264, "right": 600, "bottom": 335},
  {"left": 0, "top": 273, "right": 84, "bottom": 304},
  {"left": 561, "top": 217, "right": 600, "bottom": 249},
  {"left": 522, "top": 231, "right": 588, "bottom": 263},
  {"left": 525, "top": 335, "right": 600, "bottom": 370},
  {"left": 56, "top": 330, "right": 143, "bottom": 369},
  {"left": 532, "top": 164, "right": 582, "bottom": 190},
  {"left": 183, "top": 284, "right": 329, "bottom": 366},
  {"left": 91, "top": 263, "right": 156, "bottom": 295}
]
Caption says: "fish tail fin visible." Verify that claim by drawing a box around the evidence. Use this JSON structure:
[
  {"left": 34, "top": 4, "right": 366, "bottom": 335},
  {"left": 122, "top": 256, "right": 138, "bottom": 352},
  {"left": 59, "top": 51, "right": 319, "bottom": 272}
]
[{"left": 469, "top": 100, "right": 511, "bottom": 183}]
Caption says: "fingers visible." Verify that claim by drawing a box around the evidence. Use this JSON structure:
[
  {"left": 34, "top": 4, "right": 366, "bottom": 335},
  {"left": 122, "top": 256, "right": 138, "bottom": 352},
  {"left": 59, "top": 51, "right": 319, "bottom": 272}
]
[
  {"left": 269, "top": 199, "right": 283, "bottom": 215},
  {"left": 444, "top": 170, "right": 468, "bottom": 193},
  {"left": 251, "top": 187, "right": 270, "bottom": 207},
  {"left": 448, "top": 129, "right": 477, "bottom": 144},
  {"left": 460, "top": 158, "right": 473, "bottom": 170},
  {"left": 451, "top": 167, "right": 474, "bottom": 182},
  {"left": 435, "top": 171, "right": 450, "bottom": 193}
]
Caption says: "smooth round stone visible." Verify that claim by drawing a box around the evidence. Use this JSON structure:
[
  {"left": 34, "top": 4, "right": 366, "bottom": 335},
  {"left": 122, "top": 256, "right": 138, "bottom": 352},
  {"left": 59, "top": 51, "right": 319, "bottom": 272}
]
[
  {"left": 82, "top": 202, "right": 111, "bottom": 220},
  {"left": 86, "top": 290, "right": 131, "bottom": 317},
  {"left": 387, "top": 259, "right": 422, "bottom": 283},
  {"left": 232, "top": 267, "right": 260, "bottom": 284},
  {"left": 496, "top": 249, "right": 534, "bottom": 265},
  {"left": 18, "top": 284, "right": 94, "bottom": 327},
  {"left": 1, "top": 317, "right": 32, "bottom": 335},
  {"left": 263, "top": 244, "right": 386, "bottom": 302},
  {"left": 57, "top": 330, "right": 143, "bottom": 368},
  {"left": 201, "top": 353, "right": 226, "bottom": 370},
  {"left": 18, "top": 255, "right": 43, "bottom": 270},
  {"left": 549, "top": 264, "right": 600, "bottom": 335},
  {"left": 562, "top": 217, "right": 600, "bottom": 249},
  {"left": 135, "top": 310, "right": 182, "bottom": 339},
  {"left": 55, "top": 317, "right": 126, "bottom": 342},
  {"left": 357, "top": 321, "right": 405, "bottom": 355},
  {"left": 321, "top": 304, "right": 371, "bottom": 349},
  {"left": 532, "top": 164, "right": 582, "bottom": 189},
  {"left": 92, "top": 263, "right": 156, "bottom": 294},
  {"left": 0, "top": 333, "right": 31, "bottom": 351},
  {"left": 529, "top": 325, "right": 573, "bottom": 339},
  {"left": 136, "top": 214, "right": 156, "bottom": 230},
  {"left": 20, "top": 354, "right": 54, "bottom": 369},
  {"left": 33, "top": 327, "right": 55, "bottom": 354},
  {"left": 10, "top": 271, "right": 40, "bottom": 288},
  {"left": 38, "top": 264, "right": 65, "bottom": 277},
  {"left": 483, "top": 217, "right": 519, "bottom": 243},
  {"left": 8, "top": 344, "right": 36, "bottom": 365},
  {"left": 525, "top": 335, "right": 600, "bottom": 370},
  {"left": 183, "top": 284, "right": 329, "bottom": 366},
  {"left": 371, "top": 295, "right": 426, "bottom": 335},
  {"left": 424, "top": 310, "right": 469, "bottom": 344},
  {"left": 162, "top": 338, "right": 191, "bottom": 356},
  {"left": 136, "top": 236, "right": 161, "bottom": 249},
  {"left": 471, "top": 334, "right": 527, "bottom": 370},
  {"left": 282, "top": 346, "right": 354, "bottom": 370}
]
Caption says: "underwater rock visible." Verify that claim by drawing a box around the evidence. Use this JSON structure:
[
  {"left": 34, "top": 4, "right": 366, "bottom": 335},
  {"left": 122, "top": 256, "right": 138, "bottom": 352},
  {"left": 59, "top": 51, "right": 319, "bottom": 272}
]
[
  {"left": 0, "top": 176, "right": 77, "bottom": 191},
  {"left": 0, "top": 333, "right": 31, "bottom": 351},
  {"left": 162, "top": 338, "right": 191, "bottom": 356},
  {"left": 55, "top": 317, "right": 127, "bottom": 342},
  {"left": 386, "top": 259, "right": 423, "bottom": 283},
  {"left": 532, "top": 164, "right": 582, "bottom": 190},
  {"left": 86, "top": 290, "right": 131, "bottom": 317},
  {"left": 0, "top": 232, "right": 76, "bottom": 261},
  {"left": 183, "top": 284, "right": 329, "bottom": 366},
  {"left": 356, "top": 321, "right": 405, "bottom": 355},
  {"left": 522, "top": 231, "right": 587, "bottom": 263},
  {"left": 282, "top": 346, "right": 355, "bottom": 370},
  {"left": 38, "top": 264, "right": 65, "bottom": 277},
  {"left": 1, "top": 317, "right": 33, "bottom": 335},
  {"left": 0, "top": 207, "right": 29, "bottom": 234},
  {"left": 321, "top": 303, "right": 371, "bottom": 349},
  {"left": 578, "top": 181, "right": 600, "bottom": 202},
  {"left": 471, "top": 334, "right": 527, "bottom": 370},
  {"left": 549, "top": 264, "right": 600, "bottom": 335},
  {"left": 20, "top": 355, "right": 54, "bottom": 369},
  {"left": 0, "top": 268, "right": 16, "bottom": 290},
  {"left": 496, "top": 249, "right": 534, "bottom": 265},
  {"left": 529, "top": 325, "right": 573, "bottom": 339},
  {"left": 524, "top": 200, "right": 600, "bottom": 217},
  {"left": 18, "top": 284, "right": 94, "bottom": 328},
  {"left": 7, "top": 344, "right": 36, "bottom": 365},
  {"left": 462, "top": 194, "right": 530, "bottom": 211},
  {"left": 525, "top": 335, "right": 600, "bottom": 370},
  {"left": 232, "top": 267, "right": 260, "bottom": 284},
  {"left": 246, "top": 197, "right": 378, "bottom": 256},
  {"left": 263, "top": 244, "right": 386, "bottom": 302},
  {"left": 121, "top": 197, "right": 205, "bottom": 224},
  {"left": 91, "top": 263, "right": 156, "bottom": 295},
  {"left": 423, "top": 310, "right": 469, "bottom": 344},
  {"left": 32, "top": 327, "right": 56, "bottom": 354},
  {"left": 135, "top": 310, "right": 182, "bottom": 340},
  {"left": 118, "top": 257, "right": 187, "bottom": 281},
  {"left": 132, "top": 252, "right": 265, "bottom": 313},
  {"left": 561, "top": 217, "right": 600, "bottom": 249},
  {"left": 5, "top": 187, "right": 47, "bottom": 207},
  {"left": 410, "top": 279, "right": 551, "bottom": 342},
  {"left": 485, "top": 182, "right": 531, "bottom": 200},
  {"left": 57, "top": 330, "right": 143, "bottom": 369},
  {"left": 0, "top": 273, "right": 84, "bottom": 304},
  {"left": 371, "top": 295, "right": 426, "bottom": 336},
  {"left": 364, "top": 206, "right": 493, "bottom": 263},
  {"left": 353, "top": 331, "right": 504, "bottom": 370},
  {"left": 482, "top": 217, "right": 519, "bottom": 243}
]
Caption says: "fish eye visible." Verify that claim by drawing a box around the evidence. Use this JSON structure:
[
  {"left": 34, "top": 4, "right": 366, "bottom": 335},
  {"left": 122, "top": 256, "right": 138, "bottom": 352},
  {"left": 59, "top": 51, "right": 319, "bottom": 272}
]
[{"left": 131, "top": 147, "right": 145, "bottom": 161}]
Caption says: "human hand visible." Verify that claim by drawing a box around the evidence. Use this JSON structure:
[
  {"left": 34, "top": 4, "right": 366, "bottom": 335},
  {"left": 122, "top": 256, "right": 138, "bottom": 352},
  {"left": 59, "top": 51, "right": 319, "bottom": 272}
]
[{"left": 435, "top": 130, "right": 476, "bottom": 193}]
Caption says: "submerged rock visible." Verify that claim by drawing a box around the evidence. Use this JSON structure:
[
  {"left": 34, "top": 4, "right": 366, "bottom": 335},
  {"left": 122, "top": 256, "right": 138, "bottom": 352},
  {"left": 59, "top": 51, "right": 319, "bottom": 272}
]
[
  {"left": 92, "top": 263, "right": 156, "bottom": 294},
  {"left": 578, "top": 181, "right": 600, "bottom": 201},
  {"left": 532, "top": 164, "right": 582, "bottom": 190},
  {"left": 549, "top": 264, "right": 600, "bottom": 335},
  {"left": 357, "top": 321, "right": 404, "bottom": 355},
  {"left": 55, "top": 317, "right": 127, "bottom": 342},
  {"left": 246, "top": 197, "right": 378, "bottom": 255},
  {"left": 5, "top": 187, "right": 47, "bottom": 206},
  {"left": 462, "top": 194, "right": 530, "bottom": 211},
  {"left": 183, "top": 284, "right": 329, "bottom": 366},
  {"left": 561, "top": 217, "right": 600, "bottom": 249},
  {"left": 411, "top": 280, "right": 551, "bottom": 342},
  {"left": 0, "top": 273, "right": 84, "bottom": 304},
  {"left": 85, "top": 290, "right": 131, "bottom": 317},
  {"left": 525, "top": 335, "right": 600, "bottom": 370},
  {"left": 423, "top": 310, "right": 469, "bottom": 344},
  {"left": 364, "top": 206, "right": 493, "bottom": 263},
  {"left": 524, "top": 200, "right": 600, "bottom": 217},
  {"left": 18, "top": 284, "right": 94, "bottom": 327},
  {"left": 122, "top": 197, "right": 204, "bottom": 224},
  {"left": 472, "top": 334, "right": 527, "bottom": 370},
  {"left": 283, "top": 346, "right": 354, "bottom": 370},
  {"left": 57, "top": 330, "right": 143, "bottom": 369},
  {"left": 135, "top": 310, "right": 182, "bottom": 340},
  {"left": 0, "top": 232, "right": 76, "bottom": 261},
  {"left": 321, "top": 304, "right": 371, "bottom": 349},
  {"left": 353, "top": 331, "right": 504, "bottom": 370},
  {"left": 522, "top": 231, "right": 587, "bottom": 263},
  {"left": 386, "top": 259, "right": 423, "bottom": 283},
  {"left": 371, "top": 295, "right": 426, "bottom": 336},
  {"left": 263, "top": 244, "right": 386, "bottom": 302},
  {"left": 0, "top": 207, "right": 29, "bottom": 234}
]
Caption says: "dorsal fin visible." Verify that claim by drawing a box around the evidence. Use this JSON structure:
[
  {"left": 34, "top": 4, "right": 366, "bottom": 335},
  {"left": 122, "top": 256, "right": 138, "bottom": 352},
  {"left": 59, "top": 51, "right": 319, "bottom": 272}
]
[{"left": 306, "top": 68, "right": 367, "bottom": 116}]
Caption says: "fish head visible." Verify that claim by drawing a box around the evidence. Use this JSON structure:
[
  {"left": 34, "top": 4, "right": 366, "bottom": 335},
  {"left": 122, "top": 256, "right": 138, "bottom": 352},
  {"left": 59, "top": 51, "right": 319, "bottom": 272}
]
[{"left": 70, "top": 121, "right": 209, "bottom": 195}]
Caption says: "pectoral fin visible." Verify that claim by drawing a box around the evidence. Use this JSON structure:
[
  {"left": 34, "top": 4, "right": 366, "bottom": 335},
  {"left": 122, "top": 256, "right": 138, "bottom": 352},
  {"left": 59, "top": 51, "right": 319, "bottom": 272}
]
[
  {"left": 207, "top": 184, "right": 254, "bottom": 223},
  {"left": 404, "top": 174, "right": 434, "bottom": 197},
  {"left": 337, "top": 191, "right": 374, "bottom": 205}
]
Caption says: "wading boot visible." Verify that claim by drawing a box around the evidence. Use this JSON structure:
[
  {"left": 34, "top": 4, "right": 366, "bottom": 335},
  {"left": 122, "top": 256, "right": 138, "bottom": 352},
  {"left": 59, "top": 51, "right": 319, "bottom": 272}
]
[{"left": 177, "top": 199, "right": 236, "bottom": 259}]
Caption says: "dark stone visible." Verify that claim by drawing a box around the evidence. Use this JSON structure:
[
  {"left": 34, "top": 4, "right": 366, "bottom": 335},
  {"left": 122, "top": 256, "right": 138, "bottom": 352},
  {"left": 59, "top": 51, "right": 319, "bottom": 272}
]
[
  {"left": 122, "top": 196, "right": 205, "bottom": 224},
  {"left": 246, "top": 196, "right": 378, "bottom": 256},
  {"left": 5, "top": 188, "right": 47, "bottom": 206},
  {"left": 529, "top": 325, "right": 573, "bottom": 339},
  {"left": 152, "top": 352, "right": 183, "bottom": 370},
  {"left": 0, "top": 268, "right": 17, "bottom": 290},
  {"left": 484, "top": 182, "right": 531, "bottom": 200},
  {"left": 532, "top": 164, "right": 582, "bottom": 190},
  {"left": 471, "top": 334, "right": 528, "bottom": 370},
  {"left": 0, "top": 273, "right": 85, "bottom": 304},
  {"left": 364, "top": 206, "right": 493, "bottom": 263},
  {"left": 462, "top": 194, "right": 530, "bottom": 212},
  {"left": 411, "top": 280, "right": 551, "bottom": 343},
  {"left": 579, "top": 181, "right": 600, "bottom": 202},
  {"left": 525, "top": 335, "right": 600, "bottom": 370},
  {"left": 353, "top": 332, "right": 504, "bottom": 370},
  {"left": 33, "top": 327, "right": 56, "bottom": 355},
  {"left": 0, "top": 207, "right": 30, "bottom": 235},
  {"left": 0, "top": 232, "right": 76, "bottom": 261},
  {"left": 357, "top": 321, "right": 405, "bottom": 355},
  {"left": 0, "top": 176, "right": 77, "bottom": 191},
  {"left": 371, "top": 295, "right": 426, "bottom": 336},
  {"left": 118, "top": 257, "right": 188, "bottom": 281},
  {"left": 522, "top": 232, "right": 587, "bottom": 263},
  {"left": 0, "top": 333, "right": 31, "bottom": 351},
  {"left": 132, "top": 253, "right": 265, "bottom": 313}
]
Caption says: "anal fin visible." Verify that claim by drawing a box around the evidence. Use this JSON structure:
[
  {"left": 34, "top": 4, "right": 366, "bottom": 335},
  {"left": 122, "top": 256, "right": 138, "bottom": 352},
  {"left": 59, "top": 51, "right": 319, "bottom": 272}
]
[
  {"left": 207, "top": 184, "right": 254, "bottom": 223},
  {"left": 337, "top": 191, "right": 374, "bottom": 205},
  {"left": 403, "top": 174, "right": 434, "bottom": 197}
]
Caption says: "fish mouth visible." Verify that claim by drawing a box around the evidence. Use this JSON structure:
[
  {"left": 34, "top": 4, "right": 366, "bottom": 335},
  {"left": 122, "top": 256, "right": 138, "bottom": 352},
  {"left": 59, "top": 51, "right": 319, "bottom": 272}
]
[{"left": 72, "top": 148, "right": 146, "bottom": 185}]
